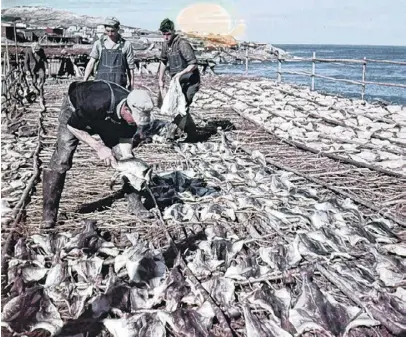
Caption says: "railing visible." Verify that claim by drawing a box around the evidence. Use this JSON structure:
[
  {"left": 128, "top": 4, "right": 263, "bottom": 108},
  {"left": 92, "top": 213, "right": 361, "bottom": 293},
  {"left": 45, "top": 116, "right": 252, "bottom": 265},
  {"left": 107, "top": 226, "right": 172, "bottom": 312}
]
[{"left": 274, "top": 53, "right": 406, "bottom": 101}]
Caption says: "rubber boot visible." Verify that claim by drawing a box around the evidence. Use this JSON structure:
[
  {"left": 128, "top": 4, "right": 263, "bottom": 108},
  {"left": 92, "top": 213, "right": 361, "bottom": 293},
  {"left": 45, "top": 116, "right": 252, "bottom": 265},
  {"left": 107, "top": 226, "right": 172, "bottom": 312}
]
[
  {"left": 182, "top": 114, "right": 199, "bottom": 142},
  {"left": 42, "top": 169, "right": 66, "bottom": 229}
]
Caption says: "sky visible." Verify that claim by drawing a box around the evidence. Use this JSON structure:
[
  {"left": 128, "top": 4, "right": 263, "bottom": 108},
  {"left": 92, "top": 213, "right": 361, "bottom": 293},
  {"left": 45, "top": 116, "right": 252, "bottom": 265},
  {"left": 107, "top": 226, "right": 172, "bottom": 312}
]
[{"left": 2, "top": 0, "right": 406, "bottom": 45}]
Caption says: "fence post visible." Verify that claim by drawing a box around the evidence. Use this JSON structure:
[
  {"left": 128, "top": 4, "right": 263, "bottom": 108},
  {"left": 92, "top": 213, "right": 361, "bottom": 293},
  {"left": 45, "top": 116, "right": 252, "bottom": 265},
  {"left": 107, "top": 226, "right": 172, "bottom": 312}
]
[
  {"left": 361, "top": 57, "right": 366, "bottom": 101},
  {"left": 5, "top": 37, "right": 10, "bottom": 73},
  {"left": 277, "top": 57, "right": 282, "bottom": 83},
  {"left": 245, "top": 48, "right": 249, "bottom": 75},
  {"left": 311, "top": 51, "right": 316, "bottom": 91},
  {"left": 13, "top": 21, "right": 19, "bottom": 70}
]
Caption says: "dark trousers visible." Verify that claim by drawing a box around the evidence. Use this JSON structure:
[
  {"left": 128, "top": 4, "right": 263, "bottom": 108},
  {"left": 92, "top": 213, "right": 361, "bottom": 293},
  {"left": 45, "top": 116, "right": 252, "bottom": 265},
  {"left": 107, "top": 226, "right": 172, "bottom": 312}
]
[
  {"left": 181, "top": 80, "right": 200, "bottom": 113},
  {"left": 177, "top": 72, "right": 200, "bottom": 133},
  {"left": 49, "top": 96, "right": 79, "bottom": 173}
]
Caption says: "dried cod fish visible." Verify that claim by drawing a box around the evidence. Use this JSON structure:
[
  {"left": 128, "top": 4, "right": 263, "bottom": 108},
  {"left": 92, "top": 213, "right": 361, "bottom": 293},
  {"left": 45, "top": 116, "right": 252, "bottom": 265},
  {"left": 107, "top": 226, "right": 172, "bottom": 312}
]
[
  {"left": 2, "top": 286, "right": 63, "bottom": 335},
  {"left": 160, "top": 266, "right": 190, "bottom": 311},
  {"left": 199, "top": 203, "right": 225, "bottom": 221},
  {"left": 45, "top": 255, "right": 69, "bottom": 288},
  {"left": 371, "top": 290, "right": 406, "bottom": 330},
  {"left": 63, "top": 220, "right": 105, "bottom": 254},
  {"left": 187, "top": 249, "right": 224, "bottom": 278},
  {"left": 104, "top": 313, "right": 165, "bottom": 337},
  {"left": 372, "top": 249, "right": 405, "bottom": 287},
  {"left": 111, "top": 157, "right": 152, "bottom": 191},
  {"left": 70, "top": 256, "right": 103, "bottom": 283},
  {"left": 18, "top": 260, "right": 48, "bottom": 283},
  {"left": 288, "top": 272, "right": 379, "bottom": 336},
  {"left": 243, "top": 305, "right": 292, "bottom": 337},
  {"left": 114, "top": 235, "right": 166, "bottom": 286},
  {"left": 68, "top": 285, "right": 94, "bottom": 319},
  {"left": 196, "top": 301, "right": 215, "bottom": 330},
  {"left": 163, "top": 203, "right": 197, "bottom": 222},
  {"left": 381, "top": 242, "right": 406, "bottom": 257},
  {"left": 158, "top": 308, "right": 212, "bottom": 337},
  {"left": 364, "top": 221, "right": 399, "bottom": 244},
  {"left": 247, "top": 287, "right": 294, "bottom": 333},
  {"left": 259, "top": 240, "right": 302, "bottom": 272},
  {"left": 14, "top": 238, "right": 30, "bottom": 260},
  {"left": 225, "top": 253, "right": 269, "bottom": 280},
  {"left": 332, "top": 261, "right": 375, "bottom": 294},
  {"left": 201, "top": 277, "right": 235, "bottom": 307}
]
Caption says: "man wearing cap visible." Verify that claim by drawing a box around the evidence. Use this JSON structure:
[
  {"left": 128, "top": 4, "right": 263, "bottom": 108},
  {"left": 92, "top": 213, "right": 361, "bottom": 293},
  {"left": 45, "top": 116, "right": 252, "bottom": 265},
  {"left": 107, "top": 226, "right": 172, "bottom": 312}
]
[
  {"left": 158, "top": 18, "right": 200, "bottom": 141},
  {"left": 83, "top": 17, "right": 136, "bottom": 89},
  {"left": 24, "top": 42, "right": 48, "bottom": 106},
  {"left": 42, "top": 80, "right": 153, "bottom": 228}
]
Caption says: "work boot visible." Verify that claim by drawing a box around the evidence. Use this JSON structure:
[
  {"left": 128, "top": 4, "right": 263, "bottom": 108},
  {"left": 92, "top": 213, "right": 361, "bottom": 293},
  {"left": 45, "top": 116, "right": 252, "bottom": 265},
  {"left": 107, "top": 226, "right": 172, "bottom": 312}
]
[
  {"left": 173, "top": 114, "right": 199, "bottom": 142},
  {"left": 42, "top": 169, "right": 66, "bottom": 229},
  {"left": 126, "top": 192, "right": 154, "bottom": 220},
  {"left": 183, "top": 115, "right": 199, "bottom": 142}
]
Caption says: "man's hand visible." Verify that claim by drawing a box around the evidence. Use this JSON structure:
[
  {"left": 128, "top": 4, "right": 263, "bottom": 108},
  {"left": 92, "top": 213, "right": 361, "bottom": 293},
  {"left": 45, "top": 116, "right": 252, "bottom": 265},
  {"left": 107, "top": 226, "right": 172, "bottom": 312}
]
[
  {"left": 173, "top": 73, "right": 182, "bottom": 81},
  {"left": 159, "top": 79, "right": 167, "bottom": 99},
  {"left": 96, "top": 145, "right": 118, "bottom": 167},
  {"left": 160, "top": 87, "right": 167, "bottom": 99}
]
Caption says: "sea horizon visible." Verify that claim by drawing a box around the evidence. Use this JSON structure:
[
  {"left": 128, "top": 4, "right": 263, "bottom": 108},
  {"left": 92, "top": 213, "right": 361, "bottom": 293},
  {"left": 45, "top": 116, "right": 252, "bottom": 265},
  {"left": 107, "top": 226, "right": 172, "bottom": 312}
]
[{"left": 271, "top": 43, "right": 406, "bottom": 47}]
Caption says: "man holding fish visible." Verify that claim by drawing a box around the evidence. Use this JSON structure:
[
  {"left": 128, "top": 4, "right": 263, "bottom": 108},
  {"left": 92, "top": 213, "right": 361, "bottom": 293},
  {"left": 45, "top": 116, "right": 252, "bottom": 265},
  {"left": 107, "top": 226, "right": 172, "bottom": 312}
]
[{"left": 42, "top": 80, "right": 154, "bottom": 228}]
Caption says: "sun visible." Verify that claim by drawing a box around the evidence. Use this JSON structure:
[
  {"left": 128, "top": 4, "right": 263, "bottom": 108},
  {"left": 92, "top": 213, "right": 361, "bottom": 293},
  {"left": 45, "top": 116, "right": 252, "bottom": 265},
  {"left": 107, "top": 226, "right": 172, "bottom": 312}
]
[{"left": 176, "top": 3, "right": 246, "bottom": 38}]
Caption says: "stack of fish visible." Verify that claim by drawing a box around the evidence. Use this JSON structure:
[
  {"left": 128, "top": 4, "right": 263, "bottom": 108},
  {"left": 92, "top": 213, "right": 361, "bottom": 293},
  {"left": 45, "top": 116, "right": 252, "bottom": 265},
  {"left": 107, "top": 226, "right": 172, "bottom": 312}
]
[
  {"left": 2, "top": 133, "right": 405, "bottom": 337},
  {"left": 199, "top": 79, "right": 406, "bottom": 175}
]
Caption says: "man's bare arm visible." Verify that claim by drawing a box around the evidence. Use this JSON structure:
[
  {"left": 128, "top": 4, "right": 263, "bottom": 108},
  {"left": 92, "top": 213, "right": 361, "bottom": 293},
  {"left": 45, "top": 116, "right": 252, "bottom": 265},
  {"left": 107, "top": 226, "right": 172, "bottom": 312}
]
[
  {"left": 158, "top": 61, "right": 167, "bottom": 96},
  {"left": 83, "top": 58, "right": 97, "bottom": 81},
  {"left": 67, "top": 125, "right": 117, "bottom": 167},
  {"left": 174, "top": 64, "right": 197, "bottom": 79},
  {"left": 128, "top": 68, "right": 135, "bottom": 89}
]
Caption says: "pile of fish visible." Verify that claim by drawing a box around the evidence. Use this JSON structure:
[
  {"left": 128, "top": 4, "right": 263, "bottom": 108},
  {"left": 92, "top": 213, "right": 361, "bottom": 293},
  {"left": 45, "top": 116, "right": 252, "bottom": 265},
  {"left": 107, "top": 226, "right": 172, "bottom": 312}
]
[
  {"left": 198, "top": 79, "right": 406, "bottom": 175},
  {"left": 2, "top": 133, "right": 405, "bottom": 337}
]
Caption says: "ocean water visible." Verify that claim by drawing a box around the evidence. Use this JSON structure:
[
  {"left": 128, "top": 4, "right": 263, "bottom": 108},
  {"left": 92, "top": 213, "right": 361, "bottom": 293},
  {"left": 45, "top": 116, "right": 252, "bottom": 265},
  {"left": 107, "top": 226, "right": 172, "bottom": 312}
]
[{"left": 215, "top": 44, "right": 406, "bottom": 105}]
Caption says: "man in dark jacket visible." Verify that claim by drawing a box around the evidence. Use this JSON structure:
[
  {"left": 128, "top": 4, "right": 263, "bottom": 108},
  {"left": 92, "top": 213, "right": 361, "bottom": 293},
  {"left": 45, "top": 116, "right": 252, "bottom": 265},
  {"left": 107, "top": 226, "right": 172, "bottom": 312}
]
[
  {"left": 158, "top": 18, "right": 200, "bottom": 141},
  {"left": 43, "top": 80, "right": 154, "bottom": 228},
  {"left": 24, "top": 42, "right": 48, "bottom": 106}
]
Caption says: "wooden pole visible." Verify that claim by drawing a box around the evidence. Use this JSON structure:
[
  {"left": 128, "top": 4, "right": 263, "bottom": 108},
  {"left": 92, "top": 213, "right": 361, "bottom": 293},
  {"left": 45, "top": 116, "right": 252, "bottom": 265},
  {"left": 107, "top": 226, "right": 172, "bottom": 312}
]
[
  {"left": 5, "top": 37, "right": 10, "bottom": 73},
  {"left": 311, "top": 51, "right": 316, "bottom": 91},
  {"left": 277, "top": 57, "right": 282, "bottom": 83},
  {"left": 13, "top": 22, "right": 19, "bottom": 70},
  {"left": 245, "top": 48, "right": 248, "bottom": 75},
  {"left": 361, "top": 56, "right": 366, "bottom": 101}
]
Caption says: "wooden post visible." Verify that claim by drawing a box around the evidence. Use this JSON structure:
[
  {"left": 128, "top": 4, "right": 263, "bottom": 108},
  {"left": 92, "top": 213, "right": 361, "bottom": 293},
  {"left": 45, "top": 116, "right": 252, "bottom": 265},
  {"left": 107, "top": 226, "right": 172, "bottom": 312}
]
[
  {"left": 13, "top": 22, "right": 19, "bottom": 70},
  {"left": 277, "top": 57, "right": 282, "bottom": 83},
  {"left": 245, "top": 48, "right": 248, "bottom": 75},
  {"left": 139, "top": 61, "right": 143, "bottom": 76},
  {"left": 361, "top": 57, "right": 366, "bottom": 101},
  {"left": 311, "top": 51, "right": 316, "bottom": 91},
  {"left": 5, "top": 37, "right": 10, "bottom": 73}
]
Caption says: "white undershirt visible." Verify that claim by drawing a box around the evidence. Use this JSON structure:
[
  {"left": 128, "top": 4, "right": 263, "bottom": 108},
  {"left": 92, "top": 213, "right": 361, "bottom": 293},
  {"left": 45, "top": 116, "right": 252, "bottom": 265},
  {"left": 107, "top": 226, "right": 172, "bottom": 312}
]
[{"left": 116, "top": 98, "right": 126, "bottom": 119}]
